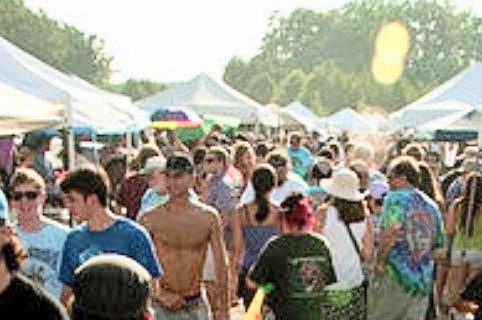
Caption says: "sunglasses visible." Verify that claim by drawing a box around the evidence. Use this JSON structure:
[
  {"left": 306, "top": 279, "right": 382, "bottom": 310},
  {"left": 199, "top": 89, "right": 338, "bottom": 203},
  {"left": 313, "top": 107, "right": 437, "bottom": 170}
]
[
  {"left": 204, "top": 158, "right": 217, "bottom": 163},
  {"left": 269, "top": 159, "right": 286, "bottom": 168},
  {"left": 11, "top": 191, "right": 39, "bottom": 201}
]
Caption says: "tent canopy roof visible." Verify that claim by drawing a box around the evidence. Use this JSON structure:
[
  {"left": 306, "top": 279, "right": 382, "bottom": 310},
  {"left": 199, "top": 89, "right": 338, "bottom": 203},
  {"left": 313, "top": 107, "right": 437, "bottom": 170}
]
[
  {"left": 0, "top": 36, "right": 144, "bottom": 134},
  {"left": 279, "top": 101, "right": 322, "bottom": 130},
  {"left": 391, "top": 62, "right": 482, "bottom": 130},
  {"left": 136, "top": 73, "right": 276, "bottom": 126},
  {"left": 407, "top": 62, "right": 482, "bottom": 109},
  {"left": 326, "top": 107, "right": 376, "bottom": 131}
]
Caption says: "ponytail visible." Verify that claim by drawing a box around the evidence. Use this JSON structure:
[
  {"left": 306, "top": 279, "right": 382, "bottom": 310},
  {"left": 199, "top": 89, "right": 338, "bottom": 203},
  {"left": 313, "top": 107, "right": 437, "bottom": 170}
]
[{"left": 255, "top": 191, "right": 269, "bottom": 222}]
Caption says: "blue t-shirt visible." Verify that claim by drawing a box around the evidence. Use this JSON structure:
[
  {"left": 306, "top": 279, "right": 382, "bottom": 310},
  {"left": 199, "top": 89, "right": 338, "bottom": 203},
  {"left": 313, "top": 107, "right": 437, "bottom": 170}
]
[
  {"left": 287, "top": 147, "right": 313, "bottom": 180},
  {"left": 381, "top": 189, "right": 444, "bottom": 296},
  {"left": 59, "top": 217, "right": 162, "bottom": 286}
]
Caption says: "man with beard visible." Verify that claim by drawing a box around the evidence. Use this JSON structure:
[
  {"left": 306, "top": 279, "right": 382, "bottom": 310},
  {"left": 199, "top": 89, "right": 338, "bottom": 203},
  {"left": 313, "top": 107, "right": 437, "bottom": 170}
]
[{"left": 369, "top": 156, "right": 444, "bottom": 320}]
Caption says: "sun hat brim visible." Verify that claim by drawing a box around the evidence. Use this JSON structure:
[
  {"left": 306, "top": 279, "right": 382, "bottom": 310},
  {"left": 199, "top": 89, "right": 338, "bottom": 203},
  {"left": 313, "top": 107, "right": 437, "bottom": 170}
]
[{"left": 321, "top": 179, "right": 364, "bottom": 202}]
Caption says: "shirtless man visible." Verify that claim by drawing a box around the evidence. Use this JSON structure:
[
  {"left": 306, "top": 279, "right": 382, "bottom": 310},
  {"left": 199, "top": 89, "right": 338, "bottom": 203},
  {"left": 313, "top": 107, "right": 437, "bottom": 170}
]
[{"left": 140, "top": 152, "right": 229, "bottom": 319}]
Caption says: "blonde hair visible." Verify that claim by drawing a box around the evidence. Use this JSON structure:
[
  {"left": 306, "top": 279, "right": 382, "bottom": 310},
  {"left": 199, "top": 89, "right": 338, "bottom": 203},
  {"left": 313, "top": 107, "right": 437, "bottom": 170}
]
[
  {"left": 233, "top": 141, "right": 254, "bottom": 175},
  {"left": 10, "top": 168, "right": 46, "bottom": 192}
]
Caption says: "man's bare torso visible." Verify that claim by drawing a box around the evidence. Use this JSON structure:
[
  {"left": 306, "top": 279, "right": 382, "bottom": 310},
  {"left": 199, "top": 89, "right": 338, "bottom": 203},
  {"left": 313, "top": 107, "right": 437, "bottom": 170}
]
[{"left": 140, "top": 201, "right": 216, "bottom": 296}]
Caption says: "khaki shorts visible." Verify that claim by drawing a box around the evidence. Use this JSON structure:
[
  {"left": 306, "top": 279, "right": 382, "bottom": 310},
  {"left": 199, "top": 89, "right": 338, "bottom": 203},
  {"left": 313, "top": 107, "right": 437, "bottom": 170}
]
[
  {"left": 153, "top": 296, "right": 210, "bottom": 320},
  {"left": 368, "top": 273, "right": 429, "bottom": 320},
  {"left": 451, "top": 249, "right": 482, "bottom": 269}
]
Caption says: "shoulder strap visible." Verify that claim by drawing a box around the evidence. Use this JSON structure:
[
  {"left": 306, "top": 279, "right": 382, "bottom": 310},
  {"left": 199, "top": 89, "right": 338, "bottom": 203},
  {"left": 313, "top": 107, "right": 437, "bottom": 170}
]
[{"left": 343, "top": 221, "right": 363, "bottom": 261}]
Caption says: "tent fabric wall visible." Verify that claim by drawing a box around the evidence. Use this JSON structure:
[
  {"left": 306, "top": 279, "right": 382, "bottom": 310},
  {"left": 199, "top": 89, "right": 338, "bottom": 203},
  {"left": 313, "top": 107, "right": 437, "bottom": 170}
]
[{"left": 0, "top": 81, "right": 64, "bottom": 135}]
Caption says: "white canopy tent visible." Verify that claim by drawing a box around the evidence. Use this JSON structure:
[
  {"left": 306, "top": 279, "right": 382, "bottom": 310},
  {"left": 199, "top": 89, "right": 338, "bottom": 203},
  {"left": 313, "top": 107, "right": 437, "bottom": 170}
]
[
  {"left": 279, "top": 101, "right": 323, "bottom": 131},
  {"left": 418, "top": 105, "right": 482, "bottom": 145},
  {"left": 0, "top": 81, "right": 64, "bottom": 135},
  {"left": 0, "top": 36, "right": 150, "bottom": 168},
  {"left": 414, "top": 102, "right": 475, "bottom": 131},
  {"left": 136, "top": 73, "right": 277, "bottom": 127},
  {"left": 361, "top": 112, "right": 390, "bottom": 131},
  {"left": 326, "top": 108, "right": 376, "bottom": 131},
  {"left": 449, "top": 105, "right": 482, "bottom": 129},
  {"left": 0, "top": 36, "right": 141, "bottom": 134},
  {"left": 68, "top": 75, "right": 150, "bottom": 132},
  {"left": 390, "top": 62, "right": 482, "bottom": 130}
]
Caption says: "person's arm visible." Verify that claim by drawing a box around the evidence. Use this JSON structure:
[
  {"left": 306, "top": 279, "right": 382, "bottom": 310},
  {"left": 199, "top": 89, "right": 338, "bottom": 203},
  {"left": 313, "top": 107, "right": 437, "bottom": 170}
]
[
  {"left": 246, "top": 239, "right": 276, "bottom": 288},
  {"left": 362, "top": 217, "right": 375, "bottom": 263},
  {"left": 60, "top": 285, "right": 73, "bottom": 307},
  {"left": 58, "top": 235, "right": 78, "bottom": 306},
  {"left": 231, "top": 208, "right": 245, "bottom": 274},
  {"left": 375, "top": 223, "right": 400, "bottom": 273},
  {"left": 209, "top": 212, "right": 229, "bottom": 319},
  {"left": 315, "top": 203, "right": 328, "bottom": 233},
  {"left": 214, "top": 184, "right": 236, "bottom": 230},
  {"left": 445, "top": 199, "right": 460, "bottom": 236}
]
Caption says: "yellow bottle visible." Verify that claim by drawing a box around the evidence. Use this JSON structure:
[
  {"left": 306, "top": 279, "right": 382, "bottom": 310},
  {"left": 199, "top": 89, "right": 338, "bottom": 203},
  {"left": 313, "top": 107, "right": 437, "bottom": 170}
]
[{"left": 243, "top": 284, "right": 274, "bottom": 320}]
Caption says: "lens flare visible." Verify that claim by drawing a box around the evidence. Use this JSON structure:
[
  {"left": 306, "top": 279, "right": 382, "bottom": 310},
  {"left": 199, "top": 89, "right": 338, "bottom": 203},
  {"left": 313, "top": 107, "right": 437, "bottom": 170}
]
[{"left": 372, "top": 20, "right": 411, "bottom": 85}]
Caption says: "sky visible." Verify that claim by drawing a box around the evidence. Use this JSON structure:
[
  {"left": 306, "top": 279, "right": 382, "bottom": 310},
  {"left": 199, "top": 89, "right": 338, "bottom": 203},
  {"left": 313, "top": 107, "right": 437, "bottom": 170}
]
[{"left": 23, "top": 0, "right": 482, "bottom": 84}]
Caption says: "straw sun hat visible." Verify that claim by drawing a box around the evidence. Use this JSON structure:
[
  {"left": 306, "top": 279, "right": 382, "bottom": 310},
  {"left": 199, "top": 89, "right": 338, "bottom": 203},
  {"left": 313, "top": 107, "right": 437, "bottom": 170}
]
[{"left": 321, "top": 167, "right": 364, "bottom": 201}]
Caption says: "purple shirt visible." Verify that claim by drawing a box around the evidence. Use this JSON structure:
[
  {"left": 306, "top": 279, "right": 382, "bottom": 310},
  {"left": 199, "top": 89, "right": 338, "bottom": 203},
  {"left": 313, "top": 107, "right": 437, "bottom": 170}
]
[{"left": 206, "top": 172, "right": 236, "bottom": 213}]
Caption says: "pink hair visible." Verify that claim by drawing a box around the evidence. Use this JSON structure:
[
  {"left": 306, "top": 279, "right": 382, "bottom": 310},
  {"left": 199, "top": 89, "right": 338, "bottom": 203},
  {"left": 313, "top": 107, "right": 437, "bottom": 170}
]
[{"left": 281, "top": 194, "right": 315, "bottom": 231}]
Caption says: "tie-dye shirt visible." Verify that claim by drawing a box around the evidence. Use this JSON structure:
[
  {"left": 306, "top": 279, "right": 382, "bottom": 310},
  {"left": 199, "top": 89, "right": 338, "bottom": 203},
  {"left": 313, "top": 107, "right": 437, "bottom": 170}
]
[{"left": 381, "top": 188, "right": 444, "bottom": 296}]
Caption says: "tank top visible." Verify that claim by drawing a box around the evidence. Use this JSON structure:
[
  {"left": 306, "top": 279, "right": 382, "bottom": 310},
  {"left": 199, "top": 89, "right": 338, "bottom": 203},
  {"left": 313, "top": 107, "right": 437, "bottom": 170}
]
[{"left": 242, "top": 205, "right": 279, "bottom": 269}]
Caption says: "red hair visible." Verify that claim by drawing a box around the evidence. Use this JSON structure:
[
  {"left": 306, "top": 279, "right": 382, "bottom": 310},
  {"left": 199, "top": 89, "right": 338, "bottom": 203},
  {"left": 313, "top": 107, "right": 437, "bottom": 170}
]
[{"left": 280, "top": 194, "right": 315, "bottom": 231}]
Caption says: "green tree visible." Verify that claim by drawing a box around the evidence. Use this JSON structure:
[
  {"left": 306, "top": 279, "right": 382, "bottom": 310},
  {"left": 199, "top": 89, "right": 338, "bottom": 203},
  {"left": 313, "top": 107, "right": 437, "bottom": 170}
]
[
  {"left": 111, "top": 78, "right": 167, "bottom": 101},
  {"left": 223, "top": 56, "right": 251, "bottom": 91},
  {"left": 276, "top": 69, "right": 307, "bottom": 105},
  {"left": 224, "top": 0, "right": 482, "bottom": 114},
  {"left": 245, "top": 72, "right": 276, "bottom": 104},
  {"left": 0, "top": 0, "right": 112, "bottom": 86}
]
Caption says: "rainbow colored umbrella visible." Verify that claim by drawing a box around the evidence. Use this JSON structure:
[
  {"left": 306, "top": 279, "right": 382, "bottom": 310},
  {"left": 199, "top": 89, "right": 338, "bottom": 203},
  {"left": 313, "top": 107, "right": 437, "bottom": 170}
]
[{"left": 150, "top": 106, "right": 202, "bottom": 129}]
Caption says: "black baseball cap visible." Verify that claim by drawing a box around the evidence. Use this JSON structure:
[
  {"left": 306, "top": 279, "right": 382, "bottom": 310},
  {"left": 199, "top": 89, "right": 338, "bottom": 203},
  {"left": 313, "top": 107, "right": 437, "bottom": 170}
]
[{"left": 166, "top": 152, "right": 194, "bottom": 174}]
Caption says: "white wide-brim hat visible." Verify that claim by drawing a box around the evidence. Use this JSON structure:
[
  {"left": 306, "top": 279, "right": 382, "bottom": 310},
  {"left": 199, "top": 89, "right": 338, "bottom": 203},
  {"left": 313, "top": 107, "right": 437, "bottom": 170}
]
[{"left": 321, "top": 167, "right": 364, "bottom": 201}]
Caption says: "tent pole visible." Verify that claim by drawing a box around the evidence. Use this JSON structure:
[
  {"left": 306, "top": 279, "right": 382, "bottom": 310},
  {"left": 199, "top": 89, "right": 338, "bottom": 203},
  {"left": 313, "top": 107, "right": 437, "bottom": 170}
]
[
  {"left": 126, "top": 132, "right": 132, "bottom": 150},
  {"left": 92, "top": 132, "right": 99, "bottom": 165},
  {"left": 65, "top": 96, "right": 75, "bottom": 171},
  {"left": 68, "top": 127, "right": 75, "bottom": 170}
]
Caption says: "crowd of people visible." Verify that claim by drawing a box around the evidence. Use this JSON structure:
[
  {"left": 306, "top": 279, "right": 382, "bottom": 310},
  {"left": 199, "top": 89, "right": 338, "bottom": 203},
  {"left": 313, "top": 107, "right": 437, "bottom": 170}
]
[{"left": 0, "top": 125, "right": 481, "bottom": 320}]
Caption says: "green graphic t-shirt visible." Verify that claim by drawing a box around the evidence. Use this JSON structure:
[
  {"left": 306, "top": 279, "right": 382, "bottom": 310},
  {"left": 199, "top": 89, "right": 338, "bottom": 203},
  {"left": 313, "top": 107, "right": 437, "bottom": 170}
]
[{"left": 249, "top": 233, "right": 336, "bottom": 320}]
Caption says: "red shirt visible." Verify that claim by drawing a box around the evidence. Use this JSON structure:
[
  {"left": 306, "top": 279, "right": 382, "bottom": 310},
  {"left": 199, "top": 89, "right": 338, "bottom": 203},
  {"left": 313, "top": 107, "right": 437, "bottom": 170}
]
[{"left": 118, "top": 174, "right": 149, "bottom": 220}]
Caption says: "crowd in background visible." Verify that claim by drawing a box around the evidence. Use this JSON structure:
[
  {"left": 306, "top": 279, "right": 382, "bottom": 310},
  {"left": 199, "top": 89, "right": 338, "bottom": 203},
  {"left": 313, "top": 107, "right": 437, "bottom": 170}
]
[{"left": 0, "top": 125, "right": 481, "bottom": 320}]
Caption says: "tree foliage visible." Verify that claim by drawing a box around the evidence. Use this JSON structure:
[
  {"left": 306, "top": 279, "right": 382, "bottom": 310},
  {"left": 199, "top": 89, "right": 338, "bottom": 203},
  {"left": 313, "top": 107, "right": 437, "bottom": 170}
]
[
  {"left": 0, "top": 0, "right": 112, "bottom": 86},
  {"left": 110, "top": 78, "right": 167, "bottom": 101},
  {"left": 245, "top": 72, "right": 276, "bottom": 104},
  {"left": 223, "top": 0, "right": 482, "bottom": 115}
]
